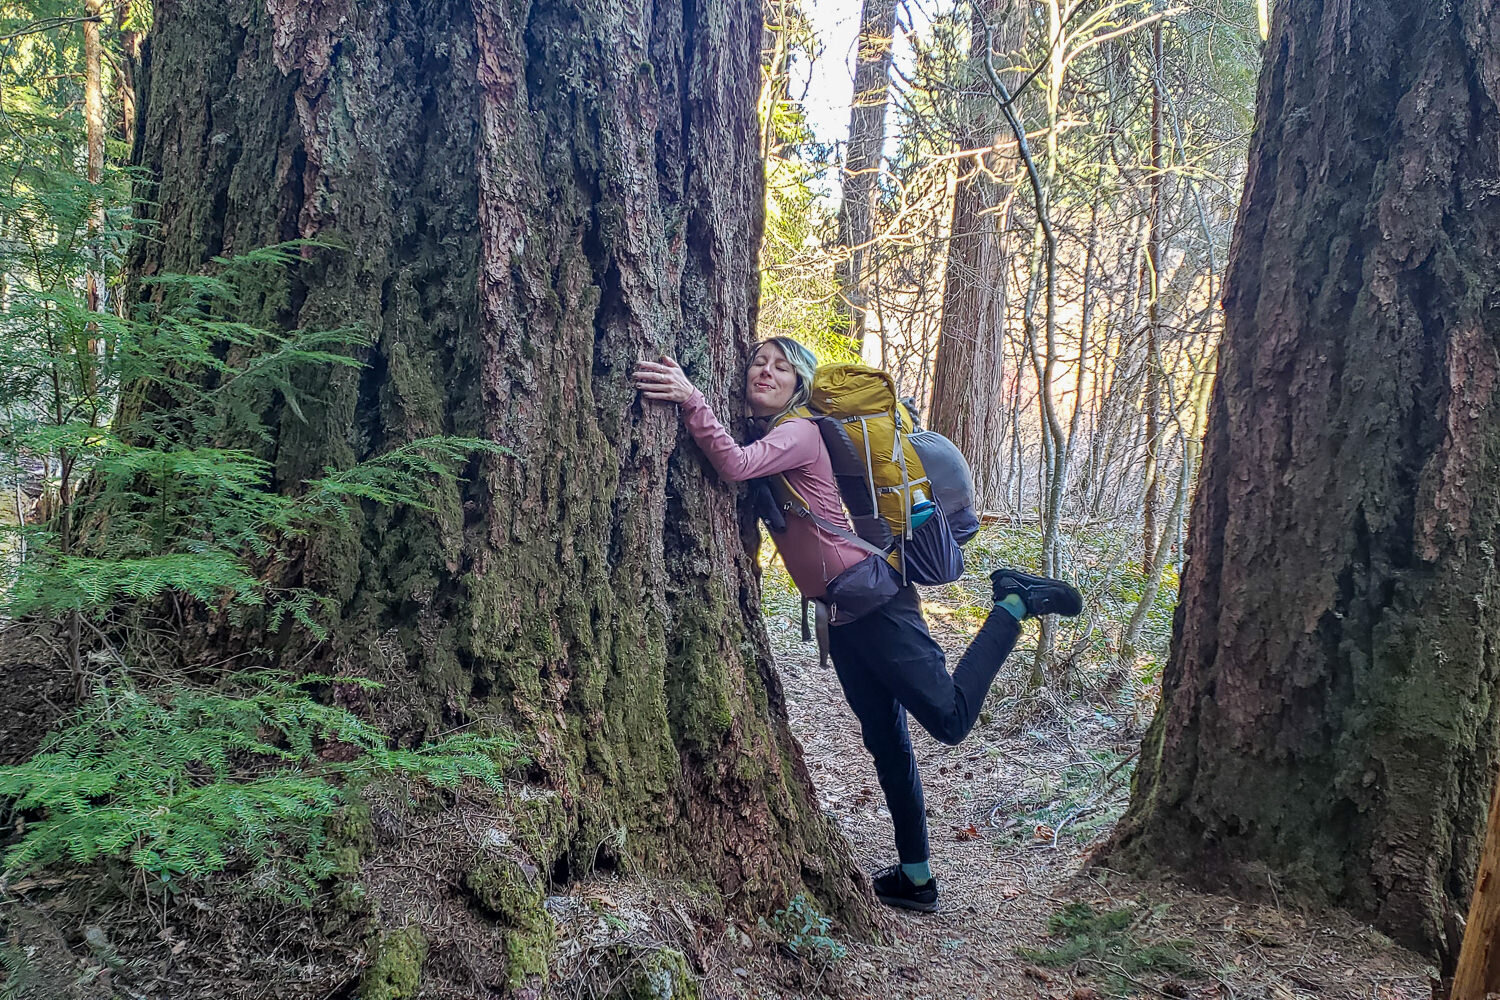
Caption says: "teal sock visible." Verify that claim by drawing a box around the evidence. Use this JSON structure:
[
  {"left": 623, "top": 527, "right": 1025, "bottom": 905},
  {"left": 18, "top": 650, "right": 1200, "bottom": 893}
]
[
  {"left": 901, "top": 861, "right": 932, "bottom": 886},
  {"left": 996, "top": 594, "right": 1027, "bottom": 621}
]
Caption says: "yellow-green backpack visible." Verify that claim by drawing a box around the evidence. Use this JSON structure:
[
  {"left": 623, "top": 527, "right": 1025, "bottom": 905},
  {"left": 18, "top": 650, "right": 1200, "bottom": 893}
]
[{"left": 770, "top": 363, "right": 975, "bottom": 584}]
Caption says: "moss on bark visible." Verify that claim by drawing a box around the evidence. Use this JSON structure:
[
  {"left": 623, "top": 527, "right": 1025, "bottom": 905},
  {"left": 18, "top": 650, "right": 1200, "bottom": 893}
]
[
  {"left": 131, "top": 0, "right": 874, "bottom": 991},
  {"left": 612, "top": 947, "right": 699, "bottom": 1000},
  {"left": 1103, "top": 0, "right": 1500, "bottom": 960},
  {"left": 358, "top": 926, "right": 427, "bottom": 1000},
  {"left": 464, "top": 854, "right": 556, "bottom": 988}
]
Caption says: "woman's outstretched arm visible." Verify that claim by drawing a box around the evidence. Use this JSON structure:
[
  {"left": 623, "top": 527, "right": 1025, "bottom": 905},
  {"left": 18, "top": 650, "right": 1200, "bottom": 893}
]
[{"left": 634, "top": 356, "right": 819, "bottom": 482}]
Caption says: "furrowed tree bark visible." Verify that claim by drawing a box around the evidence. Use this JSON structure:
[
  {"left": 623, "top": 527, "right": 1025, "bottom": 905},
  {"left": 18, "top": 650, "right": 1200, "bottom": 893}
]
[
  {"left": 835, "top": 0, "right": 896, "bottom": 357},
  {"left": 1104, "top": 0, "right": 1500, "bottom": 959},
  {"left": 131, "top": 0, "right": 872, "bottom": 991},
  {"left": 928, "top": 0, "right": 1021, "bottom": 512}
]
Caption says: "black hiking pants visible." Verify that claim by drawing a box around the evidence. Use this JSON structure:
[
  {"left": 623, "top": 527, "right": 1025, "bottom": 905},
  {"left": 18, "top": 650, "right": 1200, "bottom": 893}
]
[{"left": 828, "top": 585, "right": 1020, "bottom": 865}]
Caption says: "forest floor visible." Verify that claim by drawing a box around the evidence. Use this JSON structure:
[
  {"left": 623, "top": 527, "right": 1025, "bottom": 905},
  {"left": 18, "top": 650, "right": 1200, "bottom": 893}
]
[
  {"left": 0, "top": 539, "right": 1444, "bottom": 1000},
  {"left": 689, "top": 561, "right": 1439, "bottom": 1000}
]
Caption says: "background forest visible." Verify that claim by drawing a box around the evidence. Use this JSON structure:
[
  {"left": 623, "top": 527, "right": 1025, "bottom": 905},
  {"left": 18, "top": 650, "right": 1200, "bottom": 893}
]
[
  {"left": 0, "top": 0, "right": 1495, "bottom": 998},
  {"left": 757, "top": 0, "right": 1259, "bottom": 691}
]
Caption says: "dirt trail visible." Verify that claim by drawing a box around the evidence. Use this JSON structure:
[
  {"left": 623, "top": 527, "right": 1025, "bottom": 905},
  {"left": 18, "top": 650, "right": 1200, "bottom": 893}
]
[{"left": 753, "top": 585, "right": 1435, "bottom": 1000}]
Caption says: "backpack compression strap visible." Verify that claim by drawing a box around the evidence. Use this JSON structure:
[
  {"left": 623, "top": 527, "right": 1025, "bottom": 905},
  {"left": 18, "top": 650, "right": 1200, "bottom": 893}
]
[{"left": 795, "top": 494, "right": 889, "bottom": 561}]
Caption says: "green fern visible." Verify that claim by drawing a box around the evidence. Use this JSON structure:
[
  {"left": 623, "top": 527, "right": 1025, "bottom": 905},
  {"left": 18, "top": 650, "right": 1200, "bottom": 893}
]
[
  {"left": 0, "top": 677, "right": 525, "bottom": 901},
  {"left": 0, "top": 38, "right": 522, "bottom": 910}
]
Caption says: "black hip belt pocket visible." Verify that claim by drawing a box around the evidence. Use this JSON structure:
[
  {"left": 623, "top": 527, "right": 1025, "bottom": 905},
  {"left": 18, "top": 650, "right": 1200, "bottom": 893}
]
[{"left": 825, "top": 553, "right": 901, "bottom": 626}]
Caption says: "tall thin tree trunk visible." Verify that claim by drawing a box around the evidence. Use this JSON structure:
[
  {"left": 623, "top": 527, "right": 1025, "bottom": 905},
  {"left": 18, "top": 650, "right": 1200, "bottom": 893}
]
[
  {"left": 1117, "top": 360, "right": 1209, "bottom": 680},
  {"left": 116, "top": 4, "right": 141, "bottom": 149},
  {"left": 83, "top": 0, "right": 104, "bottom": 195},
  {"left": 72, "top": 0, "right": 107, "bottom": 690},
  {"left": 929, "top": 0, "right": 1022, "bottom": 512},
  {"left": 1104, "top": 0, "right": 1500, "bottom": 959},
  {"left": 131, "top": 0, "right": 873, "bottom": 991},
  {"left": 835, "top": 0, "right": 896, "bottom": 357},
  {"left": 1140, "top": 20, "right": 1165, "bottom": 580},
  {"left": 82, "top": 0, "right": 105, "bottom": 338},
  {"left": 1065, "top": 198, "right": 1100, "bottom": 510}
]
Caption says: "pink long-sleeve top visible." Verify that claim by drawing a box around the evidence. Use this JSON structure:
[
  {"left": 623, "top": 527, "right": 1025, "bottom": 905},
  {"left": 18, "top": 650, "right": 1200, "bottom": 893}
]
[{"left": 680, "top": 389, "right": 868, "bottom": 599}]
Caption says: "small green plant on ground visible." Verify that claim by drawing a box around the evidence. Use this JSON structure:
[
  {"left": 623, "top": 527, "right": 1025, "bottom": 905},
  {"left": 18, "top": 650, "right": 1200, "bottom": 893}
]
[
  {"left": 995, "top": 748, "right": 1137, "bottom": 846},
  {"left": 1019, "top": 902, "right": 1198, "bottom": 993},
  {"left": 764, "top": 893, "right": 846, "bottom": 968}
]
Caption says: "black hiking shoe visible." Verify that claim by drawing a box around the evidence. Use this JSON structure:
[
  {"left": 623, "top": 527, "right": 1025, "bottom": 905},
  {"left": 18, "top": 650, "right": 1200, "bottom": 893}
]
[
  {"left": 872, "top": 865, "right": 939, "bottom": 913},
  {"left": 990, "top": 568, "right": 1083, "bottom": 619}
]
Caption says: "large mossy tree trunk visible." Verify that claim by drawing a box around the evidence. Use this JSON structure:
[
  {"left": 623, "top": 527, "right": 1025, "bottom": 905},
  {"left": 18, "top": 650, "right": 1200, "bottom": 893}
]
[
  {"left": 1104, "top": 0, "right": 1500, "bottom": 959},
  {"left": 133, "top": 0, "right": 872, "bottom": 980}
]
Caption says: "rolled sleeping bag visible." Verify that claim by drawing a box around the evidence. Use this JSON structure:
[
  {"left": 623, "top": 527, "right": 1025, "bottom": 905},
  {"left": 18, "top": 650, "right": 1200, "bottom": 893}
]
[{"left": 907, "top": 429, "right": 980, "bottom": 545}]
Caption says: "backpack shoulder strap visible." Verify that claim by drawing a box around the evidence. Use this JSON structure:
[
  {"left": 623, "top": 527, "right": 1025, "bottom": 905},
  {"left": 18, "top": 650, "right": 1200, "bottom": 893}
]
[
  {"left": 768, "top": 407, "right": 891, "bottom": 561},
  {"left": 766, "top": 406, "right": 822, "bottom": 518}
]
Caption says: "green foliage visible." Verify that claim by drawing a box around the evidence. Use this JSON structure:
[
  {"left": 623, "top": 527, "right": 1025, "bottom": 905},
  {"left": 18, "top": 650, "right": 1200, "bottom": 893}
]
[
  {"left": 764, "top": 893, "right": 846, "bottom": 967},
  {"left": 1, "top": 241, "right": 507, "bottom": 640},
  {"left": 0, "top": 675, "right": 523, "bottom": 901},
  {"left": 1019, "top": 902, "right": 1197, "bottom": 990},
  {"left": 0, "top": 944, "right": 32, "bottom": 1000},
  {"left": 0, "top": 236, "right": 510, "bottom": 907},
  {"left": 757, "top": 7, "right": 855, "bottom": 365},
  {"left": 0, "top": 35, "right": 510, "bottom": 904}
]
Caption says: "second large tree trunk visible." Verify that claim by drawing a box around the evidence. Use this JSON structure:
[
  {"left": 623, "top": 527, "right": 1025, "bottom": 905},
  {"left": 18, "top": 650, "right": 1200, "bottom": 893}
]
[
  {"left": 1105, "top": 0, "right": 1500, "bottom": 958},
  {"left": 132, "top": 0, "right": 871, "bottom": 989}
]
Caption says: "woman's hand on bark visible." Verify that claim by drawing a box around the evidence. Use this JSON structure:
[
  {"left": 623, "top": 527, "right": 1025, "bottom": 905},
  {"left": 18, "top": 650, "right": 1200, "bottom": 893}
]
[{"left": 634, "top": 356, "right": 696, "bottom": 404}]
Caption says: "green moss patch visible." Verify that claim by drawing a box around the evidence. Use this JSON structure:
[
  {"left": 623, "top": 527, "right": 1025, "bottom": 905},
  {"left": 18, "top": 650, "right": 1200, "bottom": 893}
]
[
  {"left": 358, "top": 926, "right": 428, "bottom": 1000},
  {"left": 609, "top": 946, "right": 699, "bottom": 1000},
  {"left": 464, "top": 854, "right": 556, "bottom": 987}
]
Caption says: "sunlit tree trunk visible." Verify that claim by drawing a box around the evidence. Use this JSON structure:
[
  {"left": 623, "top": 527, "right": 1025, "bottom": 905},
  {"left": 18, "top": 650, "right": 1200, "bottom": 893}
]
[
  {"left": 835, "top": 0, "right": 896, "bottom": 357},
  {"left": 82, "top": 0, "right": 105, "bottom": 321},
  {"left": 1453, "top": 775, "right": 1500, "bottom": 997},
  {"left": 928, "top": 0, "right": 1023, "bottom": 512}
]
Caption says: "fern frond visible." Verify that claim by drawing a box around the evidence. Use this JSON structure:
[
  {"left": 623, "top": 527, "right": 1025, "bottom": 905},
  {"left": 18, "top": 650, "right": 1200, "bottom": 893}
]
[{"left": 0, "top": 680, "right": 526, "bottom": 901}]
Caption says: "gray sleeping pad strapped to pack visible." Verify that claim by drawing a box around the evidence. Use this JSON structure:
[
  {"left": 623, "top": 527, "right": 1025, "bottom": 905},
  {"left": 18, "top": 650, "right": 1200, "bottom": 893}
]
[{"left": 907, "top": 429, "right": 980, "bottom": 545}]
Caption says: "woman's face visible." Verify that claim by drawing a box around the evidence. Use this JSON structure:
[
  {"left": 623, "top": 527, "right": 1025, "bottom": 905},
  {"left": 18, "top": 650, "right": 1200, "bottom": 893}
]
[{"left": 746, "top": 343, "right": 798, "bottom": 417}]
